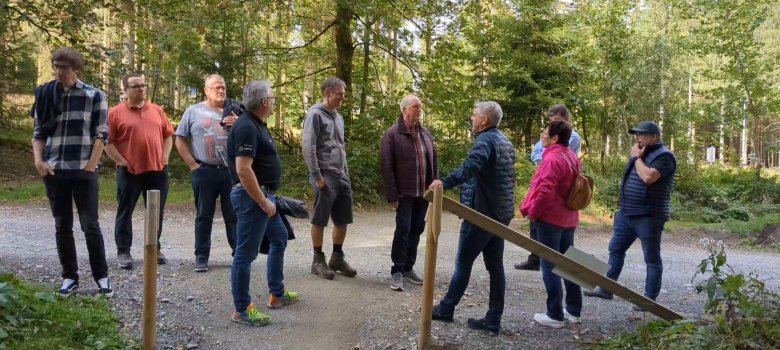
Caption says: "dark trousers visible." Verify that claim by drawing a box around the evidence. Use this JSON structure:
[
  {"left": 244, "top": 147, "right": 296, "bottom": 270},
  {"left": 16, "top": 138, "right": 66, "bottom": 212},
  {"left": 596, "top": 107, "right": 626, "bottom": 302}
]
[
  {"left": 192, "top": 166, "right": 236, "bottom": 258},
  {"left": 390, "top": 196, "right": 428, "bottom": 274},
  {"left": 535, "top": 220, "right": 582, "bottom": 321},
  {"left": 526, "top": 221, "right": 540, "bottom": 263},
  {"left": 607, "top": 210, "right": 666, "bottom": 299},
  {"left": 440, "top": 220, "right": 506, "bottom": 326},
  {"left": 43, "top": 171, "right": 108, "bottom": 282},
  {"left": 114, "top": 166, "right": 168, "bottom": 252}
]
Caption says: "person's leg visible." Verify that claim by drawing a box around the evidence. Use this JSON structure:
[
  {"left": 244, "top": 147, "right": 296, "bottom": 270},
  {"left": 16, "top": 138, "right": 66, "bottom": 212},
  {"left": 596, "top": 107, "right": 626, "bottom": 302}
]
[
  {"left": 330, "top": 175, "right": 353, "bottom": 245},
  {"left": 114, "top": 167, "right": 142, "bottom": 254},
  {"left": 219, "top": 168, "right": 237, "bottom": 254},
  {"left": 192, "top": 167, "right": 219, "bottom": 259},
  {"left": 535, "top": 220, "right": 565, "bottom": 321},
  {"left": 515, "top": 220, "right": 540, "bottom": 270},
  {"left": 606, "top": 210, "right": 638, "bottom": 281},
  {"left": 439, "top": 222, "right": 493, "bottom": 313},
  {"left": 141, "top": 168, "right": 169, "bottom": 247},
  {"left": 72, "top": 171, "right": 108, "bottom": 281},
  {"left": 560, "top": 228, "right": 582, "bottom": 318},
  {"left": 264, "top": 196, "right": 289, "bottom": 297},
  {"left": 44, "top": 173, "right": 78, "bottom": 281},
  {"left": 404, "top": 197, "right": 429, "bottom": 272},
  {"left": 230, "top": 188, "right": 268, "bottom": 312},
  {"left": 390, "top": 197, "right": 414, "bottom": 275},
  {"left": 481, "top": 235, "right": 505, "bottom": 326},
  {"left": 632, "top": 216, "right": 666, "bottom": 300}
]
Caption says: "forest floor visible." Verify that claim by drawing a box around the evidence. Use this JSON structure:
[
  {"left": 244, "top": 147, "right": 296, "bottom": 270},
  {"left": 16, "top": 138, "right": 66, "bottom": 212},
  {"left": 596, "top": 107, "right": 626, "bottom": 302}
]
[{"left": 1, "top": 203, "right": 779, "bottom": 349}]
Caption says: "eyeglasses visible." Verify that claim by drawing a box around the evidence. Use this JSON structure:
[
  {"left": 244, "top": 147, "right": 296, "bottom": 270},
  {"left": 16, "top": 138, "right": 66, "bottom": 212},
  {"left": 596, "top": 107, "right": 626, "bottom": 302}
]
[
  {"left": 208, "top": 86, "right": 226, "bottom": 91},
  {"left": 127, "top": 84, "right": 148, "bottom": 90},
  {"left": 52, "top": 64, "right": 73, "bottom": 72}
]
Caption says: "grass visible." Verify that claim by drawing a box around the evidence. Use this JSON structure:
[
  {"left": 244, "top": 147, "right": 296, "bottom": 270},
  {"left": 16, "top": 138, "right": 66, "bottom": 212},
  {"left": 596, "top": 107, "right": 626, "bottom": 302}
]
[{"left": 0, "top": 274, "right": 138, "bottom": 350}]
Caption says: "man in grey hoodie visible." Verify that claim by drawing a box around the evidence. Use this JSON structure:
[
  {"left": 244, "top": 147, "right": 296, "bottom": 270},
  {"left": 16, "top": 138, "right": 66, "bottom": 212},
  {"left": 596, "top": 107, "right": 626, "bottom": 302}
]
[{"left": 302, "top": 77, "right": 357, "bottom": 280}]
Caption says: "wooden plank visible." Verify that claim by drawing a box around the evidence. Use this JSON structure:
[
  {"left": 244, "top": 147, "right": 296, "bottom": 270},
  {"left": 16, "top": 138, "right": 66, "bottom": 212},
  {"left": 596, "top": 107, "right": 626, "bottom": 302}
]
[
  {"left": 553, "top": 246, "right": 610, "bottom": 291},
  {"left": 423, "top": 192, "right": 683, "bottom": 321},
  {"left": 419, "top": 187, "right": 443, "bottom": 349}
]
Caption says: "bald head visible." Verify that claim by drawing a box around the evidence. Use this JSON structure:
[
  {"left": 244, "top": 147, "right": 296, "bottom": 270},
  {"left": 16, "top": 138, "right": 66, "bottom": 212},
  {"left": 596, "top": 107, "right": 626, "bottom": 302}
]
[{"left": 400, "top": 94, "right": 422, "bottom": 125}]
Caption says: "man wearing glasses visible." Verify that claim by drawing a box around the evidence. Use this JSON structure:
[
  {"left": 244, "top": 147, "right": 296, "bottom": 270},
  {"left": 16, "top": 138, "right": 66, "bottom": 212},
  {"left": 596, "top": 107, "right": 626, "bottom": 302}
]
[
  {"left": 105, "top": 73, "right": 174, "bottom": 269},
  {"left": 31, "top": 47, "right": 113, "bottom": 297},
  {"left": 174, "top": 74, "right": 238, "bottom": 272}
]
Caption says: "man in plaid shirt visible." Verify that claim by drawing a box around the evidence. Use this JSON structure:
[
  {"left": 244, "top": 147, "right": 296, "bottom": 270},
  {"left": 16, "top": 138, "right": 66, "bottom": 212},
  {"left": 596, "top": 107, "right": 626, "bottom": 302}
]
[{"left": 31, "top": 47, "right": 112, "bottom": 297}]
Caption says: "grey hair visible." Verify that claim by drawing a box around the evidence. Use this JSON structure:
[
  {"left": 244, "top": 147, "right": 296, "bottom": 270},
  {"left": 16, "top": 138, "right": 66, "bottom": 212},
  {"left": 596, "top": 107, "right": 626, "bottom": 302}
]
[
  {"left": 243, "top": 80, "right": 273, "bottom": 112},
  {"left": 474, "top": 101, "right": 503, "bottom": 128},
  {"left": 320, "top": 77, "right": 346, "bottom": 93},
  {"left": 204, "top": 74, "right": 225, "bottom": 87},
  {"left": 399, "top": 94, "right": 421, "bottom": 113}
]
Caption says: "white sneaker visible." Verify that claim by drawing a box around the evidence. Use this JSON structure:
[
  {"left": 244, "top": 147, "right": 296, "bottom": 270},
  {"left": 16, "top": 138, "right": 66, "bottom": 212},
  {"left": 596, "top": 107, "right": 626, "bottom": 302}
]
[
  {"left": 564, "top": 309, "right": 581, "bottom": 324},
  {"left": 534, "top": 313, "right": 564, "bottom": 328}
]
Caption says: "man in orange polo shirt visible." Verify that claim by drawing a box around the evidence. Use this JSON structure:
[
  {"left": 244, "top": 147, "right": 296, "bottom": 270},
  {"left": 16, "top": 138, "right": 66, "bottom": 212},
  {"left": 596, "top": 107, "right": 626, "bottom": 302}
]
[{"left": 105, "top": 73, "right": 174, "bottom": 269}]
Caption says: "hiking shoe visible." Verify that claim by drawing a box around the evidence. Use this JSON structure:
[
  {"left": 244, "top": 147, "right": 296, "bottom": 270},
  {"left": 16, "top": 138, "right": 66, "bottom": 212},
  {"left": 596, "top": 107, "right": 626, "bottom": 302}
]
[
  {"left": 58, "top": 279, "right": 79, "bottom": 297},
  {"left": 328, "top": 251, "right": 357, "bottom": 277},
  {"left": 97, "top": 277, "right": 114, "bottom": 298},
  {"left": 513, "top": 259, "right": 540, "bottom": 271},
  {"left": 390, "top": 272, "right": 404, "bottom": 291},
  {"left": 431, "top": 304, "right": 454, "bottom": 323},
  {"left": 117, "top": 251, "right": 133, "bottom": 270},
  {"left": 403, "top": 270, "right": 423, "bottom": 285},
  {"left": 194, "top": 255, "right": 209, "bottom": 273},
  {"left": 564, "top": 309, "right": 581, "bottom": 324},
  {"left": 583, "top": 287, "right": 613, "bottom": 300},
  {"left": 467, "top": 317, "right": 500, "bottom": 335},
  {"left": 534, "top": 313, "right": 565, "bottom": 328},
  {"left": 311, "top": 252, "right": 335, "bottom": 280},
  {"left": 157, "top": 250, "right": 168, "bottom": 265},
  {"left": 267, "top": 290, "right": 300, "bottom": 309},
  {"left": 231, "top": 303, "right": 271, "bottom": 326}
]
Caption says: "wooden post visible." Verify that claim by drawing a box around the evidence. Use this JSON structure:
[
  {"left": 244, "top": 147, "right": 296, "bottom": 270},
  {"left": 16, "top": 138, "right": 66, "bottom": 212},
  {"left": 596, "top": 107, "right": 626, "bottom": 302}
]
[
  {"left": 142, "top": 190, "right": 160, "bottom": 350},
  {"left": 418, "top": 187, "right": 442, "bottom": 349}
]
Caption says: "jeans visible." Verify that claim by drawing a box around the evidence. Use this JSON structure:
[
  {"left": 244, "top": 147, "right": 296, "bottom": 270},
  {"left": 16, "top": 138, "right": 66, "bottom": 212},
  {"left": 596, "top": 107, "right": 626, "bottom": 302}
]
[
  {"left": 43, "top": 170, "right": 108, "bottom": 282},
  {"left": 230, "top": 188, "right": 287, "bottom": 312},
  {"left": 439, "top": 220, "right": 506, "bottom": 326},
  {"left": 192, "top": 165, "right": 236, "bottom": 258},
  {"left": 114, "top": 166, "right": 169, "bottom": 252},
  {"left": 526, "top": 220, "right": 540, "bottom": 263},
  {"left": 535, "top": 220, "right": 582, "bottom": 321},
  {"left": 607, "top": 210, "right": 667, "bottom": 300},
  {"left": 390, "top": 196, "right": 428, "bottom": 274}
]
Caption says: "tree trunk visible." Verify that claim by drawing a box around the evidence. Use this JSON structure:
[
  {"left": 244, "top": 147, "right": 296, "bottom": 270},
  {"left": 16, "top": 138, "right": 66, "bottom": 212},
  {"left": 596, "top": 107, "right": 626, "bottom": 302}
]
[
  {"left": 334, "top": 0, "right": 354, "bottom": 124},
  {"left": 358, "top": 17, "right": 374, "bottom": 118},
  {"left": 719, "top": 95, "right": 725, "bottom": 165}
]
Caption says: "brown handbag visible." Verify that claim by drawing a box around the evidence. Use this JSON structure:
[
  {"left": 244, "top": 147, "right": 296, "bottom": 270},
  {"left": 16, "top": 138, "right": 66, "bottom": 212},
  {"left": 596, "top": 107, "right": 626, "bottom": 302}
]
[{"left": 560, "top": 152, "right": 594, "bottom": 210}]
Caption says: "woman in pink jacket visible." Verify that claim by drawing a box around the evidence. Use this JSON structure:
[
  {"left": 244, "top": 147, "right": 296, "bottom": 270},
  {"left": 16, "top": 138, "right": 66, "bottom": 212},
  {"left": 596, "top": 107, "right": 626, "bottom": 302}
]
[{"left": 520, "top": 120, "right": 582, "bottom": 329}]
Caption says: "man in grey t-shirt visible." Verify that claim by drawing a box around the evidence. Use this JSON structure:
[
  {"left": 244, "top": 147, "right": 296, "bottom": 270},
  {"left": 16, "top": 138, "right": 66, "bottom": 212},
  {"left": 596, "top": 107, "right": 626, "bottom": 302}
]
[{"left": 175, "top": 74, "right": 238, "bottom": 272}]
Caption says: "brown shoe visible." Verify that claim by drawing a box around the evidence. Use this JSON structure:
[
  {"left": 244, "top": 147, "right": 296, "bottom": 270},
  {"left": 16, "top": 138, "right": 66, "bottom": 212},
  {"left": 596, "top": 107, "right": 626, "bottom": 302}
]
[
  {"left": 311, "top": 252, "right": 335, "bottom": 280},
  {"left": 328, "top": 251, "right": 357, "bottom": 277}
]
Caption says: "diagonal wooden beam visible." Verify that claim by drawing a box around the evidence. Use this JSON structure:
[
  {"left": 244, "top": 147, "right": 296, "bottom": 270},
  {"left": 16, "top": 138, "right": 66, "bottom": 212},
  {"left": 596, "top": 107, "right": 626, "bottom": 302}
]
[{"left": 423, "top": 191, "right": 684, "bottom": 321}]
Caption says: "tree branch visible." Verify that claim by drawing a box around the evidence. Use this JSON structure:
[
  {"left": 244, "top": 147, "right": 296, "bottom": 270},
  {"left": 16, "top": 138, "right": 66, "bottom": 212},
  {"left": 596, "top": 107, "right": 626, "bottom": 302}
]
[{"left": 273, "top": 66, "right": 334, "bottom": 89}]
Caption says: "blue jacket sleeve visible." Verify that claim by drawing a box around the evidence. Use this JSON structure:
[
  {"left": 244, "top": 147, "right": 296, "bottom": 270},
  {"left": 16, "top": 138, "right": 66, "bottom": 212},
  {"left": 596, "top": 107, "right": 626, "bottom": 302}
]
[{"left": 530, "top": 139, "right": 544, "bottom": 164}]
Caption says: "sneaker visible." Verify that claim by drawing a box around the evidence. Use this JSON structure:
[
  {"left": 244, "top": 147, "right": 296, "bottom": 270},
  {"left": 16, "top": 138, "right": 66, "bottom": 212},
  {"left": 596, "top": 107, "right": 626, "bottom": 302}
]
[
  {"left": 403, "top": 270, "right": 423, "bottom": 285},
  {"left": 117, "top": 251, "right": 133, "bottom": 270},
  {"left": 311, "top": 252, "right": 335, "bottom": 280},
  {"left": 564, "top": 309, "right": 581, "bottom": 324},
  {"left": 583, "top": 287, "right": 613, "bottom": 300},
  {"left": 231, "top": 303, "right": 271, "bottom": 326},
  {"left": 267, "top": 290, "right": 300, "bottom": 309},
  {"left": 194, "top": 255, "right": 209, "bottom": 273},
  {"left": 157, "top": 250, "right": 168, "bottom": 265},
  {"left": 632, "top": 304, "right": 646, "bottom": 312},
  {"left": 58, "top": 279, "right": 79, "bottom": 297},
  {"left": 467, "top": 317, "right": 500, "bottom": 335},
  {"left": 431, "top": 304, "right": 454, "bottom": 323},
  {"left": 534, "top": 313, "right": 565, "bottom": 328},
  {"left": 328, "top": 251, "right": 357, "bottom": 277},
  {"left": 390, "top": 272, "right": 404, "bottom": 291},
  {"left": 97, "top": 277, "right": 114, "bottom": 298},
  {"left": 513, "top": 259, "right": 540, "bottom": 271}
]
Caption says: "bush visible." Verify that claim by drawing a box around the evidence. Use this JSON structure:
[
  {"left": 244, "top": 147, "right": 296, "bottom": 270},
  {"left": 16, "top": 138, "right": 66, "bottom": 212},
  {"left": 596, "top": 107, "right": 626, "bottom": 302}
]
[{"left": 722, "top": 206, "right": 751, "bottom": 222}]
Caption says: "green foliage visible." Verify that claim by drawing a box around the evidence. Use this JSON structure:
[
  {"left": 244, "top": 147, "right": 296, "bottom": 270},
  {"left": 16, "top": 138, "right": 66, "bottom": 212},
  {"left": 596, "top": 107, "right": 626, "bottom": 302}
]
[{"left": 0, "top": 274, "right": 138, "bottom": 350}]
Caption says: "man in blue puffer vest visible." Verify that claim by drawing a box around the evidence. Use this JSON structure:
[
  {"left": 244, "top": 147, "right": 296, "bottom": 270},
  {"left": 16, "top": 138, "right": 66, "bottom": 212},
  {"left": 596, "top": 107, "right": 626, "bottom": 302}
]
[
  {"left": 584, "top": 121, "right": 676, "bottom": 311},
  {"left": 428, "top": 101, "right": 516, "bottom": 335}
]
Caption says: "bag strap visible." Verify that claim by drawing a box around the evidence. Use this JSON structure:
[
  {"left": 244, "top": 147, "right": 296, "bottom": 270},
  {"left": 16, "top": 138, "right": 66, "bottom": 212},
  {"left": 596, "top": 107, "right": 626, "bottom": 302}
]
[{"left": 557, "top": 150, "right": 579, "bottom": 174}]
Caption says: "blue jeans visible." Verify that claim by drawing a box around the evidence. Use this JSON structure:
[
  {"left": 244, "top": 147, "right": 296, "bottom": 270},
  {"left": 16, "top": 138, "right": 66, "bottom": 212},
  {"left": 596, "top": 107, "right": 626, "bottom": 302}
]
[
  {"left": 230, "top": 188, "right": 288, "bottom": 312},
  {"left": 607, "top": 210, "right": 666, "bottom": 299},
  {"left": 439, "top": 221, "right": 506, "bottom": 326},
  {"left": 535, "top": 220, "right": 582, "bottom": 321},
  {"left": 192, "top": 166, "right": 236, "bottom": 258}
]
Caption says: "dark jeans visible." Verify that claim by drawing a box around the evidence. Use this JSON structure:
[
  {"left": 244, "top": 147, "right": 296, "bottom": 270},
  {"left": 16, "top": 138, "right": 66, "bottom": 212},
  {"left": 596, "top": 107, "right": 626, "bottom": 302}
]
[
  {"left": 230, "top": 188, "right": 288, "bottom": 312},
  {"left": 607, "top": 210, "right": 666, "bottom": 299},
  {"left": 114, "top": 166, "right": 169, "bottom": 252},
  {"left": 390, "top": 196, "right": 428, "bottom": 274},
  {"left": 526, "top": 220, "right": 540, "bottom": 263},
  {"left": 192, "top": 165, "right": 236, "bottom": 258},
  {"left": 535, "top": 220, "right": 582, "bottom": 321},
  {"left": 43, "top": 170, "right": 108, "bottom": 281},
  {"left": 439, "top": 220, "right": 506, "bottom": 326}
]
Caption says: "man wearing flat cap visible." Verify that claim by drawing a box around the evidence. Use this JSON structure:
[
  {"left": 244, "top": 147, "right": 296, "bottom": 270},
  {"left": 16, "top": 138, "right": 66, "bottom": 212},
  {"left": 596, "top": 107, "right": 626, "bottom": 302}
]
[{"left": 584, "top": 121, "right": 676, "bottom": 311}]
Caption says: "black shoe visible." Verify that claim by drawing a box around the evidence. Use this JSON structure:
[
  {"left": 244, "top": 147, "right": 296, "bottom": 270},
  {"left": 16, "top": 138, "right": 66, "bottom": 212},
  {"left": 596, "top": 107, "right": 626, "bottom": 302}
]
[
  {"left": 58, "top": 279, "right": 79, "bottom": 297},
  {"left": 194, "top": 255, "right": 209, "bottom": 272},
  {"left": 117, "top": 251, "right": 133, "bottom": 270},
  {"left": 97, "top": 277, "right": 114, "bottom": 298},
  {"left": 467, "top": 317, "right": 500, "bottom": 335},
  {"left": 513, "top": 259, "right": 540, "bottom": 271},
  {"left": 583, "top": 287, "right": 614, "bottom": 300},
  {"left": 431, "top": 304, "right": 454, "bottom": 323},
  {"left": 157, "top": 250, "right": 168, "bottom": 265}
]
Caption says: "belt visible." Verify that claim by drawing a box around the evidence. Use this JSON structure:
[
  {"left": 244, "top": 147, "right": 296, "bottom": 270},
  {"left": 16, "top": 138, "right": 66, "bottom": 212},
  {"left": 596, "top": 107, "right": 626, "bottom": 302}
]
[
  {"left": 232, "top": 183, "right": 275, "bottom": 195},
  {"left": 197, "top": 161, "right": 227, "bottom": 169}
]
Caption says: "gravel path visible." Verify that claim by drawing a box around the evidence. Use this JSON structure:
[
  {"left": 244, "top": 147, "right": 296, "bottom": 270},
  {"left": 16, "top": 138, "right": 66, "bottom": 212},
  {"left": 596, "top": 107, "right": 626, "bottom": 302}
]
[{"left": 1, "top": 203, "right": 778, "bottom": 349}]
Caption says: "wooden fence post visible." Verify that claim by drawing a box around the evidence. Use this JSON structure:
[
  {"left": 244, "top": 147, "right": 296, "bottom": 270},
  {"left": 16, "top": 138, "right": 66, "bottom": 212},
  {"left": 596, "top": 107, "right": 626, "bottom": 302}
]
[
  {"left": 418, "top": 187, "right": 443, "bottom": 349},
  {"left": 142, "top": 190, "right": 160, "bottom": 350}
]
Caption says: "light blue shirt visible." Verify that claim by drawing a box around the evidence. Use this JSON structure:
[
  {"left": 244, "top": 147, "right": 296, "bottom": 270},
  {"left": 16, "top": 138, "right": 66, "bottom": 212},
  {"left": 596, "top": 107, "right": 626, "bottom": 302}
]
[{"left": 530, "top": 130, "right": 581, "bottom": 164}]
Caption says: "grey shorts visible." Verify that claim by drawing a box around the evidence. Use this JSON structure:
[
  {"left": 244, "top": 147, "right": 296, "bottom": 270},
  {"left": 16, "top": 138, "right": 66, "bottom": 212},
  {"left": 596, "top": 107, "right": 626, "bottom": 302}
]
[{"left": 311, "top": 174, "right": 353, "bottom": 227}]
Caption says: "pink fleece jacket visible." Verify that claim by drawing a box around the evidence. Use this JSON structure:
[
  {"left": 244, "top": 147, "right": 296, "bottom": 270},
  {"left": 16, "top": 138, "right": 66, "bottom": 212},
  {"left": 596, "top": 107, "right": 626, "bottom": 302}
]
[{"left": 520, "top": 143, "right": 581, "bottom": 228}]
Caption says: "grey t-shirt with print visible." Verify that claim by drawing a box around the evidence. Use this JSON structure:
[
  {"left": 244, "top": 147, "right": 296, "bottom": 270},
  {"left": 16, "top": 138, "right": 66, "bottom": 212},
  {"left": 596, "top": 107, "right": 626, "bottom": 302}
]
[{"left": 175, "top": 101, "right": 229, "bottom": 166}]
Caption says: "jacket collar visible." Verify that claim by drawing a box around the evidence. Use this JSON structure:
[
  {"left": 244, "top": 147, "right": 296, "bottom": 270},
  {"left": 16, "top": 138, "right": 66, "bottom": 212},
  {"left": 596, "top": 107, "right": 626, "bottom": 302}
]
[{"left": 397, "top": 114, "right": 419, "bottom": 134}]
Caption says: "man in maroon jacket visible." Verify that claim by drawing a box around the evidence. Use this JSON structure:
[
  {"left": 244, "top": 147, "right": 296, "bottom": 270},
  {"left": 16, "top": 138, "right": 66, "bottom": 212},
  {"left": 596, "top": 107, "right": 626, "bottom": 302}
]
[{"left": 380, "top": 94, "right": 439, "bottom": 291}]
